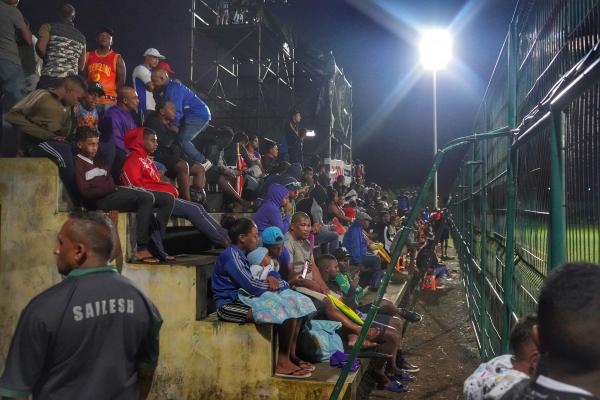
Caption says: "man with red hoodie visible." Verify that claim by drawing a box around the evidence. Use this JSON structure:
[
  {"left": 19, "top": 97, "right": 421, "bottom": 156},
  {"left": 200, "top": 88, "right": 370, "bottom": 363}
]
[{"left": 120, "top": 127, "right": 229, "bottom": 247}]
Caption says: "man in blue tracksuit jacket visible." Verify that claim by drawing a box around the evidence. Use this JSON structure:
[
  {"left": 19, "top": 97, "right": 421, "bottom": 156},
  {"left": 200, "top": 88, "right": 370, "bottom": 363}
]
[
  {"left": 151, "top": 69, "right": 211, "bottom": 165},
  {"left": 342, "top": 211, "right": 383, "bottom": 291}
]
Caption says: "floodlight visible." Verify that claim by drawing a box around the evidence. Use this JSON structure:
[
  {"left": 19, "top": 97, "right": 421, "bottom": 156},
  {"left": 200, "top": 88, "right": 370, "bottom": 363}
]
[
  {"left": 419, "top": 29, "right": 453, "bottom": 71},
  {"left": 306, "top": 130, "right": 316, "bottom": 137}
]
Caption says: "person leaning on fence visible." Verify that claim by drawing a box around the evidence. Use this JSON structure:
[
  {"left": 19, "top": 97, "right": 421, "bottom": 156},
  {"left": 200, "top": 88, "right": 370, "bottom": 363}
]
[
  {"left": 499, "top": 263, "right": 600, "bottom": 400},
  {"left": 210, "top": 217, "right": 317, "bottom": 379},
  {"left": 0, "top": 211, "right": 162, "bottom": 399},
  {"left": 464, "top": 314, "right": 539, "bottom": 400}
]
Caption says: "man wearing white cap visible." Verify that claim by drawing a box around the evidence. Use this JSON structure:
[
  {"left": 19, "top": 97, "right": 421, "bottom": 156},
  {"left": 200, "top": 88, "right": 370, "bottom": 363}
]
[{"left": 132, "top": 48, "right": 164, "bottom": 115}]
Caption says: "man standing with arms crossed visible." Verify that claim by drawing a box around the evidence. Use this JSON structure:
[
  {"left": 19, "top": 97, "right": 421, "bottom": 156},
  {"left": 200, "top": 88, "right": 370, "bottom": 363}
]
[{"left": 0, "top": 212, "right": 162, "bottom": 399}]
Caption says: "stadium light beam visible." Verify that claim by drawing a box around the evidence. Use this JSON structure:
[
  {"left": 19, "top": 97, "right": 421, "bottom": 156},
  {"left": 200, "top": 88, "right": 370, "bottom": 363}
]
[{"left": 419, "top": 29, "right": 452, "bottom": 209}]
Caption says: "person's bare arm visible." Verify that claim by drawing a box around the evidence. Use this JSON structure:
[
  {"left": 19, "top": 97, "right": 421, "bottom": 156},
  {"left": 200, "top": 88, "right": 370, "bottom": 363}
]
[
  {"left": 78, "top": 47, "right": 86, "bottom": 72},
  {"left": 116, "top": 55, "right": 126, "bottom": 88},
  {"left": 137, "top": 368, "right": 155, "bottom": 400},
  {"left": 35, "top": 35, "right": 48, "bottom": 58}
]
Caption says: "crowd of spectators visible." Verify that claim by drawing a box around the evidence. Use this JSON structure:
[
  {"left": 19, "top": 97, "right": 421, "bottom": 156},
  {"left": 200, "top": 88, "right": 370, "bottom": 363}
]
[{"left": 1, "top": 2, "right": 599, "bottom": 399}]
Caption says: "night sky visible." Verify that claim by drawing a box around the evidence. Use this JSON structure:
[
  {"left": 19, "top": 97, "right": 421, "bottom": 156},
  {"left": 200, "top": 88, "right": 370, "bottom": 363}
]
[{"left": 18, "top": 0, "right": 516, "bottom": 196}]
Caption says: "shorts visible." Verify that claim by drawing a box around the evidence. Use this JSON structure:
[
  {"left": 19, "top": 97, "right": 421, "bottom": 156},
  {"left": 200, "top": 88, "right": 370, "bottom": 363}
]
[{"left": 217, "top": 301, "right": 251, "bottom": 323}]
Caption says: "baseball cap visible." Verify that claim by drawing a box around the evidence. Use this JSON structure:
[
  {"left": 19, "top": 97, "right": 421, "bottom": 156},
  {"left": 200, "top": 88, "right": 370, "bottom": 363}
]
[
  {"left": 157, "top": 61, "right": 175, "bottom": 75},
  {"left": 282, "top": 177, "right": 301, "bottom": 190},
  {"left": 144, "top": 48, "right": 166, "bottom": 60},
  {"left": 247, "top": 247, "right": 268, "bottom": 266},
  {"left": 87, "top": 81, "right": 105, "bottom": 96},
  {"left": 261, "top": 226, "right": 288, "bottom": 245},
  {"left": 356, "top": 210, "right": 372, "bottom": 221}
]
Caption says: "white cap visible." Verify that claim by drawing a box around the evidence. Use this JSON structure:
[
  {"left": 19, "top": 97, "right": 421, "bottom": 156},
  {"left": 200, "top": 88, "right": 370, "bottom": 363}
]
[{"left": 143, "top": 48, "right": 166, "bottom": 59}]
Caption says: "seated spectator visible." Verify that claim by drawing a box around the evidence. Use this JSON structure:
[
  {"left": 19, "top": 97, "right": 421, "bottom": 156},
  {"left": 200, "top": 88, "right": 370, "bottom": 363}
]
[
  {"left": 317, "top": 164, "right": 331, "bottom": 188},
  {"left": 73, "top": 126, "right": 174, "bottom": 264},
  {"left": 333, "top": 175, "right": 347, "bottom": 195},
  {"left": 6, "top": 75, "right": 113, "bottom": 199},
  {"left": 464, "top": 314, "right": 538, "bottom": 400},
  {"left": 261, "top": 140, "right": 279, "bottom": 174},
  {"left": 245, "top": 134, "right": 262, "bottom": 168},
  {"left": 75, "top": 81, "right": 104, "bottom": 128},
  {"left": 302, "top": 166, "right": 314, "bottom": 187},
  {"left": 296, "top": 183, "right": 339, "bottom": 255},
  {"left": 261, "top": 226, "right": 292, "bottom": 281},
  {"left": 327, "top": 189, "right": 352, "bottom": 226},
  {"left": 342, "top": 211, "right": 383, "bottom": 291},
  {"left": 120, "top": 127, "right": 229, "bottom": 247},
  {"left": 99, "top": 86, "right": 139, "bottom": 155},
  {"left": 205, "top": 127, "right": 251, "bottom": 210},
  {"left": 150, "top": 68, "right": 212, "bottom": 169},
  {"left": 211, "top": 218, "right": 316, "bottom": 378},
  {"left": 317, "top": 254, "right": 409, "bottom": 392},
  {"left": 384, "top": 215, "right": 400, "bottom": 252},
  {"left": 253, "top": 183, "right": 292, "bottom": 235},
  {"left": 144, "top": 101, "right": 206, "bottom": 202},
  {"left": 284, "top": 213, "right": 380, "bottom": 348},
  {"left": 500, "top": 263, "right": 600, "bottom": 400}
]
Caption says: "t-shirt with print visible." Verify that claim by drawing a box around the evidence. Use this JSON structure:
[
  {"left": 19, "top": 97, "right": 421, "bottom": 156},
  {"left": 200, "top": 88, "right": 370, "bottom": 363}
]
[
  {"left": 76, "top": 105, "right": 99, "bottom": 128},
  {"left": 38, "top": 21, "right": 85, "bottom": 78},
  {"left": 0, "top": 2, "right": 26, "bottom": 65},
  {"left": 0, "top": 266, "right": 162, "bottom": 400},
  {"left": 464, "top": 354, "right": 529, "bottom": 400}
]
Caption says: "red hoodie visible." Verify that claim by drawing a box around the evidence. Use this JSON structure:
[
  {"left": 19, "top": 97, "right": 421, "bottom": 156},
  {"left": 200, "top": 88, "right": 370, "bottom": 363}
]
[{"left": 120, "top": 127, "right": 179, "bottom": 197}]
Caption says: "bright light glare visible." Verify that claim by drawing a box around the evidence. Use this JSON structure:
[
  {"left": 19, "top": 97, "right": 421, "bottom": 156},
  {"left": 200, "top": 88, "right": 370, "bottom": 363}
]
[
  {"left": 305, "top": 130, "right": 316, "bottom": 137},
  {"left": 419, "top": 29, "right": 453, "bottom": 71}
]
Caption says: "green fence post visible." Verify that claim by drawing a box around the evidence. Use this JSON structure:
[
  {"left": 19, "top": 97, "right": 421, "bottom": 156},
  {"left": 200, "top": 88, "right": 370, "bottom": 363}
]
[
  {"left": 501, "top": 17, "right": 518, "bottom": 354},
  {"left": 480, "top": 139, "right": 489, "bottom": 357},
  {"left": 548, "top": 110, "right": 567, "bottom": 269}
]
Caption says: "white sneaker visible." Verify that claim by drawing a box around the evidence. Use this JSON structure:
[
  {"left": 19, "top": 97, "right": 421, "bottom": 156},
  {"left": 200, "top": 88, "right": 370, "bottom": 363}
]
[{"left": 199, "top": 160, "right": 213, "bottom": 171}]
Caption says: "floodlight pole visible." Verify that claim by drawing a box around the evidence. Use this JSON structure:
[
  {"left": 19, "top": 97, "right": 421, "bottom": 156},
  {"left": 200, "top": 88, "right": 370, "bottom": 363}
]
[{"left": 432, "top": 70, "right": 439, "bottom": 209}]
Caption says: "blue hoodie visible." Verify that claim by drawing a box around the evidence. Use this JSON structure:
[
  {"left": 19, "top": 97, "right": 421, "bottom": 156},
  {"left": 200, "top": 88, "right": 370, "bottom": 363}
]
[
  {"left": 343, "top": 220, "right": 368, "bottom": 265},
  {"left": 163, "top": 80, "right": 211, "bottom": 124},
  {"left": 211, "top": 244, "right": 289, "bottom": 308},
  {"left": 253, "top": 184, "right": 291, "bottom": 235}
]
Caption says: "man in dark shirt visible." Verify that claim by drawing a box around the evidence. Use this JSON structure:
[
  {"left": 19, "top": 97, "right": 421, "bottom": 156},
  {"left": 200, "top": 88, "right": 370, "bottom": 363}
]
[
  {"left": 35, "top": 3, "right": 86, "bottom": 89},
  {"left": 500, "top": 262, "right": 600, "bottom": 400},
  {"left": 0, "top": 211, "right": 162, "bottom": 399}
]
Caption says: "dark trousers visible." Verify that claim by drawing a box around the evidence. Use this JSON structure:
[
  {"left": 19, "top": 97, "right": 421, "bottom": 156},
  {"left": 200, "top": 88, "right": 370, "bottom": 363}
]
[
  {"left": 358, "top": 254, "right": 383, "bottom": 290},
  {"left": 172, "top": 198, "right": 228, "bottom": 246},
  {"left": 96, "top": 187, "right": 174, "bottom": 249}
]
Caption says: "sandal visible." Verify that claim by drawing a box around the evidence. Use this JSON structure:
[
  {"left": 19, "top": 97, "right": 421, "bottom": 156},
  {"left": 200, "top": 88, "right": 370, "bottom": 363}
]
[
  {"left": 274, "top": 368, "right": 312, "bottom": 379},
  {"left": 132, "top": 255, "right": 161, "bottom": 265},
  {"left": 297, "top": 361, "right": 316, "bottom": 372},
  {"left": 165, "top": 255, "right": 176, "bottom": 262}
]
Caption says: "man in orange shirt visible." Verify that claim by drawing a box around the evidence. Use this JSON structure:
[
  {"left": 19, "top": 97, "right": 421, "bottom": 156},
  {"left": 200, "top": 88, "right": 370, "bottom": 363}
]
[{"left": 85, "top": 27, "right": 125, "bottom": 116}]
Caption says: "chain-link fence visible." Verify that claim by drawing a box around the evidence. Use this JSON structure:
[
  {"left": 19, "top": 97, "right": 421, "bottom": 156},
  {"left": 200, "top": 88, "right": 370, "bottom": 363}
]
[{"left": 448, "top": 0, "right": 600, "bottom": 358}]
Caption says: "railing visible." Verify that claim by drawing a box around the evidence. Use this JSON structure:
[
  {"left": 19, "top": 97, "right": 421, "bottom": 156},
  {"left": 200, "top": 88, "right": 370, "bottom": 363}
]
[
  {"left": 449, "top": 0, "right": 600, "bottom": 359},
  {"left": 330, "top": 1, "right": 600, "bottom": 398}
]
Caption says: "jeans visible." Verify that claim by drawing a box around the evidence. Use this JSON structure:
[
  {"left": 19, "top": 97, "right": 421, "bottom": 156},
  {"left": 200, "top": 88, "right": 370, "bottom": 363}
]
[
  {"left": 359, "top": 254, "right": 383, "bottom": 290},
  {"left": 172, "top": 198, "right": 228, "bottom": 246},
  {"left": 314, "top": 228, "right": 339, "bottom": 255},
  {"left": 0, "top": 59, "right": 26, "bottom": 110},
  {"left": 178, "top": 118, "right": 209, "bottom": 163}
]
